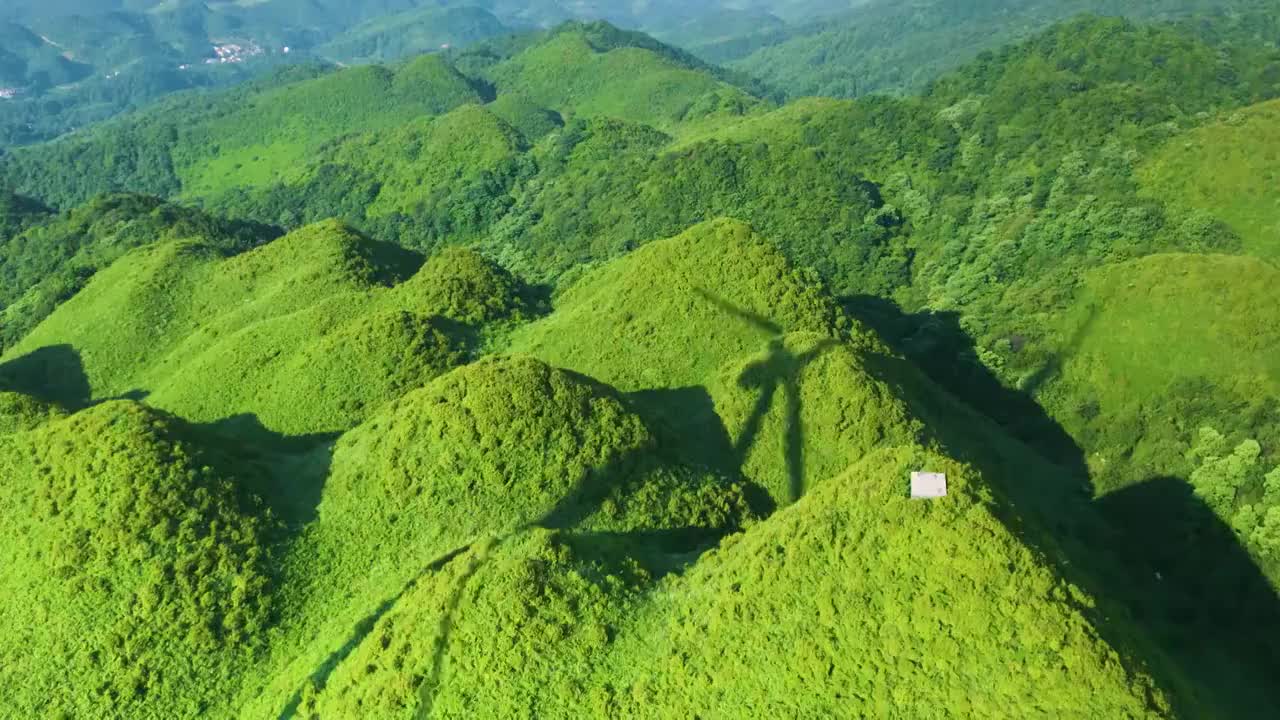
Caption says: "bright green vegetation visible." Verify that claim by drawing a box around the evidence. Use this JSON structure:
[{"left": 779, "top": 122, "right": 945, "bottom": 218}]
[
  {"left": 1187, "top": 429, "right": 1280, "bottom": 578},
  {"left": 2, "top": 8, "right": 1280, "bottom": 719},
  {"left": 0, "top": 0, "right": 839, "bottom": 147},
  {"left": 0, "top": 218, "right": 1192, "bottom": 717},
  {"left": 6, "top": 220, "right": 535, "bottom": 436},
  {"left": 0, "top": 193, "right": 279, "bottom": 351},
  {"left": 605, "top": 445, "right": 1164, "bottom": 718},
  {"left": 727, "top": 0, "right": 1280, "bottom": 99},
  {"left": 0, "top": 400, "right": 274, "bottom": 718},
  {"left": 482, "top": 24, "right": 762, "bottom": 133},
  {"left": 1038, "top": 253, "right": 1280, "bottom": 494},
  {"left": 0, "top": 24, "right": 762, "bottom": 211},
  {"left": 1139, "top": 98, "right": 1280, "bottom": 257},
  {"left": 0, "top": 389, "right": 62, "bottom": 434},
  {"left": 298, "top": 448, "right": 1165, "bottom": 718}
]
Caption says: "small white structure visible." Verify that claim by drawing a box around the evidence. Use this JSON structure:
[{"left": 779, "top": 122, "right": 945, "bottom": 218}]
[{"left": 910, "top": 471, "right": 947, "bottom": 499}]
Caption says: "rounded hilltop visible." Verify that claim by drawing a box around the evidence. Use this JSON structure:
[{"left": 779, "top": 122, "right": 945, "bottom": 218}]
[{"left": 0, "top": 400, "right": 274, "bottom": 718}]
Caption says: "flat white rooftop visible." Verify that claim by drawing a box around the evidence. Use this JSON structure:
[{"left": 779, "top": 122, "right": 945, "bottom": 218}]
[{"left": 911, "top": 471, "right": 947, "bottom": 499}]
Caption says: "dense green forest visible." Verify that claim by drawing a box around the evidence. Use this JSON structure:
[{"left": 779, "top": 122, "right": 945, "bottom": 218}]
[
  {"left": 7, "top": 0, "right": 1273, "bottom": 147},
  {"left": 1, "top": 5, "right": 1280, "bottom": 718},
  {"left": 724, "top": 0, "right": 1280, "bottom": 97},
  {"left": 0, "top": 0, "right": 847, "bottom": 146}
]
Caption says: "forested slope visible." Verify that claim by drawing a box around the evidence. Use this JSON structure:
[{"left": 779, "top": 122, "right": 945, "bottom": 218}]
[
  {"left": 0, "top": 218, "right": 1188, "bottom": 718},
  {"left": 1, "top": 10, "right": 1279, "bottom": 719},
  {"left": 726, "top": 0, "right": 1280, "bottom": 98}
]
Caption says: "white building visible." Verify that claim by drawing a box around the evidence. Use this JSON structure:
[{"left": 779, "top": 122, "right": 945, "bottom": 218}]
[{"left": 910, "top": 472, "right": 947, "bottom": 499}]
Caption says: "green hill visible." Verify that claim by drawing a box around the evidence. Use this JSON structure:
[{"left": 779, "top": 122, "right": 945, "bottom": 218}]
[
  {"left": 1139, "top": 98, "right": 1280, "bottom": 258},
  {"left": 0, "top": 400, "right": 274, "bottom": 718},
  {"left": 318, "top": 6, "right": 513, "bottom": 64},
  {"left": 1037, "top": 253, "right": 1280, "bottom": 494},
  {"left": 728, "top": 0, "right": 1279, "bottom": 99},
  {"left": 4, "top": 220, "right": 531, "bottom": 435},
  {"left": 0, "top": 56, "right": 486, "bottom": 207},
  {"left": 0, "top": 193, "right": 278, "bottom": 351},
  {"left": 1, "top": 216, "right": 1190, "bottom": 716},
  {"left": 2, "top": 9, "right": 1280, "bottom": 719},
  {"left": 0, "top": 23, "right": 764, "bottom": 210},
  {"left": 482, "top": 22, "right": 764, "bottom": 133},
  {"left": 296, "top": 445, "right": 1170, "bottom": 718}
]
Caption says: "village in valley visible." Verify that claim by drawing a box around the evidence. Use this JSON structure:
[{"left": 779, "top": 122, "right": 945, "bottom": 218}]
[{"left": 206, "top": 40, "right": 267, "bottom": 65}]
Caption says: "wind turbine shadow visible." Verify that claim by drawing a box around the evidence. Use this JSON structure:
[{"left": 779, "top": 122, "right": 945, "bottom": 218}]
[{"left": 694, "top": 287, "right": 839, "bottom": 504}]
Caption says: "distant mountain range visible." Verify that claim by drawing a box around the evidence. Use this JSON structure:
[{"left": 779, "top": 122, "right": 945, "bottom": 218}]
[
  {"left": 0, "top": 0, "right": 829, "bottom": 144},
  {"left": 4, "top": 0, "right": 1273, "bottom": 146}
]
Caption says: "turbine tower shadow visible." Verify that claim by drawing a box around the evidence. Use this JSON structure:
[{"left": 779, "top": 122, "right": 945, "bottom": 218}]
[{"left": 694, "top": 288, "right": 838, "bottom": 504}]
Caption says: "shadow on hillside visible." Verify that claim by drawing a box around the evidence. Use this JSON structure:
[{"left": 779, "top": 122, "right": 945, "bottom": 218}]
[
  {"left": 1019, "top": 302, "right": 1101, "bottom": 399},
  {"left": 735, "top": 337, "right": 841, "bottom": 504},
  {"left": 0, "top": 344, "right": 91, "bottom": 408},
  {"left": 848, "top": 299, "right": 1280, "bottom": 716},
  {"left": 280, "top": 543, "right": 473, "bottom": 720},
  {"left": 411, "top": 381, "right": 771, "bottom": 712},
  {"left": 842, "top": 295, "right": 1088, "bottom": 476},
  {"left": 693, "top": 287, "right": 838, "bottom": 505},
  {"left": 415, "top": 542, "right": 493, "bottom": 719},
  {"left": 367, "top": 237, "right": 427, "bottom": 286},
  {"left": 627, "top": 386, "right": 775, "bottom": 518},
  {"left": 196, "top": 413, "right": 339, "bottom": 531},
  {"left": 1097, "top": 478, "right": 1280, "bottom": 713},
  {"left": 568, "top": 527, "right": 728, "bottom": 578}
]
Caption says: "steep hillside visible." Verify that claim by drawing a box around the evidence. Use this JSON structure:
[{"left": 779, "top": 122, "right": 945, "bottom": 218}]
[
  {"left": 0, "top": 0, "right": 826, "bottom": 147},
  {"left": 296, "top": 444, "right": 1171, "bottom": 718},
  {"left": 0, "top": 217, "right": 1203, "bottom": 716},
  {"left": 0, "top": 400, "right": 274, "bottom": 718},
  {"left": 1038, "top": 253, "right": 1280, "bottom": 493},
  {"left": 730, "top": 0, "right": 1279, "bottom": 98},
  {"left": 481, "top": 22, "right": 764, "bottom": 132},
  {"left": 0, "top": 56, "right": 485, "bottom": 207},
  {"left": 3, "top": 220, "right": 531, "bottom": 435},
  {"left": 2, "top": 10, "right": 1280, "bottom": 719},
  {"left": 0, "top": 23, "right": 764, "bottom": 210},
  {"left": 1139, "top": 98, "right": 1280, "bottom": 258},
  {"left": 0, "top": 194, "right": 279, "bottom": 350}
]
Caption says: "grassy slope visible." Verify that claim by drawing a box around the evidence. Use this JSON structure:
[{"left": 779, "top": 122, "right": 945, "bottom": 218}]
[
  {"left": 287, "top": 222, "right": 1168, "bottom": 717},
  {"left": 0, "top": 193, "right": 279, "bottom": 350},
  {"left": 1041, "top": 253, "right": 1280, "bottom": 492},
  {"left": 485, "top": 29, "right": 764, "bottom": 134},
  {"left": 0, "top": 400, "right": 273, "bottom": 718},
  {"left": 300, "top": 446, "right": 1168, "bottom": 718},
  {"left": 1139, "top": 98, "right": 1280, "bottom": 258},
  {"left": 234, "top": 355, "right": 747, "bottom": 718},
  {"left": 285, "top": 102, "right": 527, "bottom": 220},
  {"left": 0, "top": 214, "right": 1180, "bottom": 717},
  {"left": 3, "top": 220, "right": 529, "bottom": 436},
  {"left": 603, "top": 445, "right": 1160, "bottom": 718},
  {"left": 0, "top": 56, "right": 484, "bottom": 206},
  {"left": 176, "top": 55, "right": 483, "bottom": 197},
  {"left": 2, "top": 13, "right": 1280, "bottom": 719}
]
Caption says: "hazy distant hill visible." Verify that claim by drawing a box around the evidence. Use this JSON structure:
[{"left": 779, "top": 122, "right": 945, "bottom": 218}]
[
  {"left": 0, "top": 1, "right": 841, "bottom": 146},
  {"left": 725, "top": 0, "right": 1279, "bottom": 97}
]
